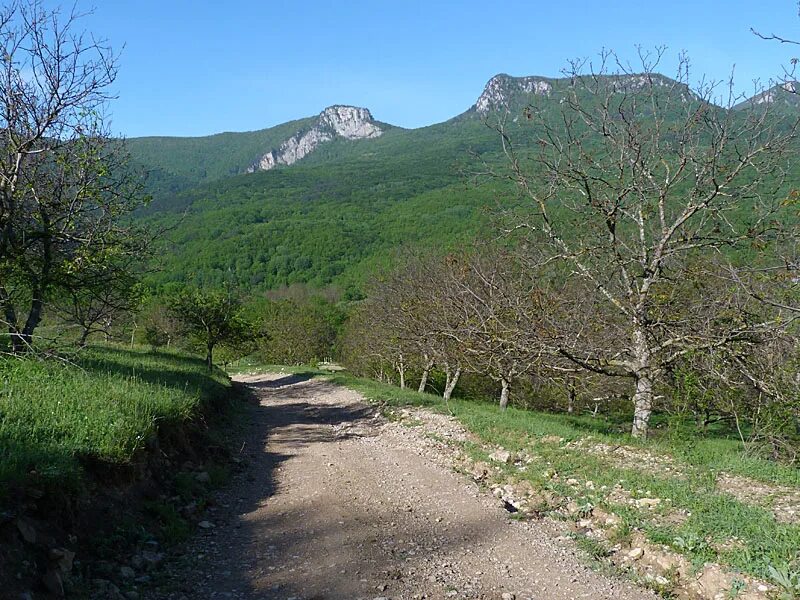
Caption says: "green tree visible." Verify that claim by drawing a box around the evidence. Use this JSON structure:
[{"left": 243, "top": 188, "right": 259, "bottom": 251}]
[
  {"left": 171, "top": 289, "right": 250, "bottom": 369},
  {"left": 0, "top": 1, "right": 147, "bottom": 352}
]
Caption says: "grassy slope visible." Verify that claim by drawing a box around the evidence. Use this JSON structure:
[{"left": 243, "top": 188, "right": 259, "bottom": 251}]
[
  {"left": 325, "top": 373, "right": 800, "bottom": 581},
  {"left": 0, "top": 345, "right": 230, "bottom": 497}
]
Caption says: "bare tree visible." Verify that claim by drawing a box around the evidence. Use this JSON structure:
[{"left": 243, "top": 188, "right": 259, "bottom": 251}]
[
  {"left": 495, "top": 49, "right": 798, "bottom": 437},
  {"left": 439, "top": 248, "right": 548, "bottom": 409},
  {"left": 0, "top": 1, "right": 145, "bottom": 352},
  {"left": 55, "top": 263, "right": 142, "bottom": 346}
]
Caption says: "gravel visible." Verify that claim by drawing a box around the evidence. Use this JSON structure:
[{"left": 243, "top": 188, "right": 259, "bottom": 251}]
[{"left": 144, "top": 373, "right": 655, "bottom": 600}]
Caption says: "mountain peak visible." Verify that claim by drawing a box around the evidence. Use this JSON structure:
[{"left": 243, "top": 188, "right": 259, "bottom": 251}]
[
  {"left": 318, "top": 105, "right": 382, "bottom": 140},
  {"left": 475, "top": 73, "right": 553, "bottom": 113},
  {"left": 735, "top": 81, "right": 800, "bottom": 110},
  {"left": 248, "top": 105, "right": 382, "bottom": 172}
]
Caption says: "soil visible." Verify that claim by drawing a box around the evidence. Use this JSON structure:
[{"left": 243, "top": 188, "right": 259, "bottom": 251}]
[{"left": 146, "top": 373, "right": 655, "bottom": 600}]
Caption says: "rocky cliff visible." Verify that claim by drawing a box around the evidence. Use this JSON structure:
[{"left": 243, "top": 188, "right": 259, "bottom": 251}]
[
  {"left": 248, "top": 105, "right": 383, "bottom": 172},
  {"left": 474, "top": 74, "right": 553, "bottom": 113}
]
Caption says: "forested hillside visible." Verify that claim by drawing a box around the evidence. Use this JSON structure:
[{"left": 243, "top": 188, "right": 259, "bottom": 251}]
[
  {"left": 134, "top": 104, "right": 523, "bottom": 292},
  {"left": 131, "top": 72, "right": 799, "bottom": 295}
]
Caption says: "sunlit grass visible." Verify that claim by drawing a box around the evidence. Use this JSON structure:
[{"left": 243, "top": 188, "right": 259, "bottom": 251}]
[{"left": 0, "top": 344, "right": 230, "bottom": 496}]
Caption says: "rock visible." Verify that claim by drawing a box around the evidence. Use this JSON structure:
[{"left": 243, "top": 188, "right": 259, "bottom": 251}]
[
  {"left": 15, "top": 518, "right": 36, "bottom": 544},
  {"left": 140, "top": 550, "right": 164, "bottom": 566},
  {"left": 489, "top": 450, "right": 513, "bottom": 464},
  {"left": 476, "top": 74, "right": 552, "bottom": 114},
  {"left": 248, "top": 106, "right": 383, "bottom": 172},
  {"left": 688, "top": 563, "right": 737, "bottom": 600},
  {"left": 49, "top": 548, "right": 75, "bottom": 575},
  {"left": 470, "top": 461, "right": 490, "bottom": 481},
  {"left": 566, "top": 478, "right": 580, "bottom": 486},
  {"left": 627, "top": 547, "right": 644, "bottom": 560},
  {"left": 198, "top": 520, "right": 215, "bottom": 529},
  {"left": 194, "top": 471, "right": 211, "bottom": 483},
  {"left": 92, "top": 578, "right": 124, "bottom": 600},
  {"left": 42, "top": 568, "right": 64, "bottom": 597},
  {"left": 637, "top": 497, "right": 661, "bottom": 508},
  {"left": 120, "top": 566, "right": 135, "bottom": 579},
  {"left": 540, "top": 435, "right": 564, "bottom": 444},
  {"left": 501, "top": 593, "right": 516, "bottom": 600}
]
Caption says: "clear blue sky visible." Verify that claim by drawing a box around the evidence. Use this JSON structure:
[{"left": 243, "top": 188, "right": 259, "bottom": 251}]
[{"left": 56, "top": 0, "right": 800, "bottom": 137}]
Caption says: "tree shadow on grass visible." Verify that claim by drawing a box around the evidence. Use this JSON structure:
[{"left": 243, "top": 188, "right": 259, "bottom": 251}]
[{"left": 77, "top": 345, "right": 229, "bottom": 400}]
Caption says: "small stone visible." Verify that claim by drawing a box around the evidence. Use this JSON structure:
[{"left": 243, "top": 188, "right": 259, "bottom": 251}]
[
  {"left": 627, "top": 547, "right": 644, "bottom": 560},
  {"left": 637, "top": 498, "right": 661, "bottom": 508},
  {"left": 489, "top": 450, "right": 513, "bottom": 464},
  {"left": 15, "top": 518, "right": 36, "bottom": 544},
  {"left": 49, "top": 548, "right": 75, "bottom": 575},
  {"left": 120, "top": 566, "right": 135, "bottom": 579},
  {"left": 501, "top": 593, "right": 516, "bottom": 600},
  {"left": 198, "top": 520, "right": 215, "bottom": 529}
]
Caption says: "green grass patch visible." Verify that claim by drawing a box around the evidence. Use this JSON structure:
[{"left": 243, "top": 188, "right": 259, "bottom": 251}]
[{"left": 0, "top": 344, "right": 230, "bottom": 498}]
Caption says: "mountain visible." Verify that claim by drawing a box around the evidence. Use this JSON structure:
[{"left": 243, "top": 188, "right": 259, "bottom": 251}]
[
  {"left": 127, "top": 105, "right": 389, "bottom": 200},
  {"left": 246, "top": 105, "right": 384, "bottom": 172},
  {"left": 733, "top": 81, "right": 800, "bottom": 112},
  {"left": 133, "top": 72, "right": 798, "bottom": 295}
]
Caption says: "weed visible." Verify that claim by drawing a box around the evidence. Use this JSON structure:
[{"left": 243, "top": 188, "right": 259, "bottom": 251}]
[{"left": 768, "top": 564, "right": 800, "bottom": 600}]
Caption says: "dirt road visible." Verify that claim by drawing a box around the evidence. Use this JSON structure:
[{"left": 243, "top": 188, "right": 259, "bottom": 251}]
[{"left": 151, "top": 373, "right": 653, "bottom": 600}]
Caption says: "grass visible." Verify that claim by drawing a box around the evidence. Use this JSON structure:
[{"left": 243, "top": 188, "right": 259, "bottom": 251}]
[
  {"left": 325, "top": 372, "right": 800, "bottom": 582},
  {"left": 0, "top": 344, "right": 230, "bottom": 498}
]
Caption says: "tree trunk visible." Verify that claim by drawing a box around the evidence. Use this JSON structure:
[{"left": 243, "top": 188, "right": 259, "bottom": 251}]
[
  {"left": 206, "top": 342, "right": 214, "bottom": 370},
  {"left": 0, "top": 286, "right": 23, "bottom": 352},
  {"left": 443, "top": 367, "right": 461, "bottom": 401},
  {"left": 78, "top": 327, "right": 91, "bottom": 347},
  {"left": 630, "top": 323, "right": 655, "bottom": 438},
  {"left": 418, "top": 356, "right": 433, "bottom": 394},
  {"left": 397, "top": 353, "right": 405, "bottom": 389},
  {"left": 499, "top": 377, "right": 510, "bottom": 410},
  {"left": 631, "top": 372, "right": 654, "bottom": 438}
]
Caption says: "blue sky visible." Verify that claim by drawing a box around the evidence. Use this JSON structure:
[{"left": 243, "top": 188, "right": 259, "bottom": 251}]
[{"left": 59, "top": 1, "right": 800, "bottom": 137}]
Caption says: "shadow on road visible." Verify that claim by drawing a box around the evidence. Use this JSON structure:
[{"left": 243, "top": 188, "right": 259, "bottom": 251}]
[{"left": 162, "top": 374, "right": 515, "bottom": 600}]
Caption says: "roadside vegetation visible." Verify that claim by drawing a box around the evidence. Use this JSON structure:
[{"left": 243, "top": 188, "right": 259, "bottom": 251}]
[{"left": 0, "top": 345, "right": 230, "bottom": 498}]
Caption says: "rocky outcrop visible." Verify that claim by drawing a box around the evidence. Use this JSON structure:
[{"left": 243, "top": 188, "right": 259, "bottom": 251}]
[
  {"left": 741, "top": 81, "right": 800, "bottom": 107},
  {"left": 474, "top": 74, "right": 553, "bottom": 113},
  {"left": 474, "top": 72, "right": 698, "bottom": 115},
  {"left": 248, "top": 105, "right": 382, "bottom": 172}
]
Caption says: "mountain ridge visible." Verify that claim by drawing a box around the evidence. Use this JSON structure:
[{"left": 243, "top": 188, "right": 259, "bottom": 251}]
[{"left": 128, "top": 71, "right": 794, "bottom": 197}]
